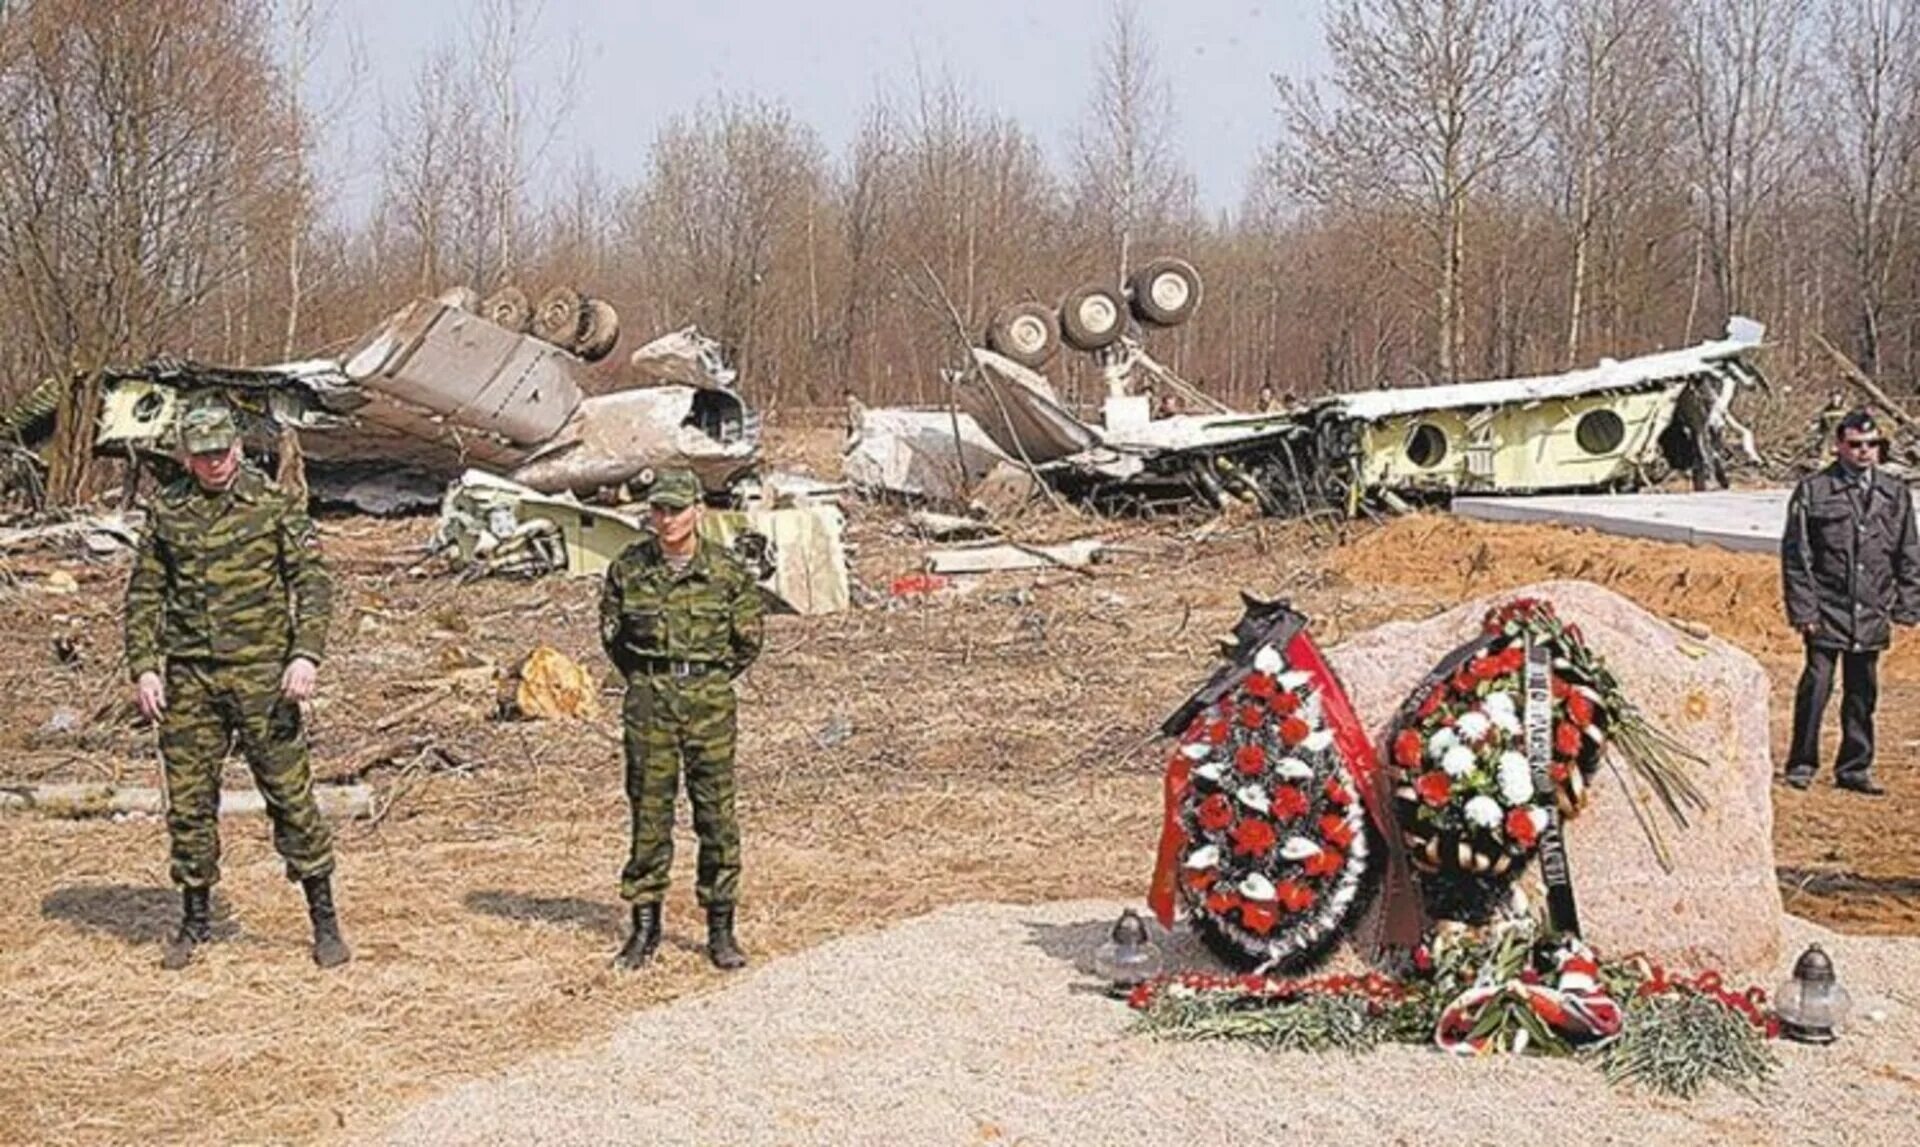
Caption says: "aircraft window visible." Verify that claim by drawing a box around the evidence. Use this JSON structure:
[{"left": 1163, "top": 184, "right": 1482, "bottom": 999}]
[
  {"left": 1575, "top": 409, "right": 1626, "bottom": 455},
  {"left": 1405, "top": 423, "right": 1448, "bottom": 468}
]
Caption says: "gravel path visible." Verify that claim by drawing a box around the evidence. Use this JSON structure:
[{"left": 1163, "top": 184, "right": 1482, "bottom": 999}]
[{"left": 381, "top": 902, "right": 1920, "bottom": 1146}]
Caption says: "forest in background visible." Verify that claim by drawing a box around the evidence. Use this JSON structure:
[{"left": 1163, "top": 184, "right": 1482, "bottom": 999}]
[{"left": 3, "top": 0, "right": 1917, "bottom": 432}]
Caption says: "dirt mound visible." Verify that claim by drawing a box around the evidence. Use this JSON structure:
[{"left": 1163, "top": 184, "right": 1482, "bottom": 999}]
[{"left": 1334, "top": 513, "right": 1920, "bottom": 678}]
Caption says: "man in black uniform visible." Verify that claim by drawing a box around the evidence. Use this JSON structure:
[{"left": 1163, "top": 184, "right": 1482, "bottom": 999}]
[{"left": 1781, "top": 409, "right": 1920, "bottom": 795}]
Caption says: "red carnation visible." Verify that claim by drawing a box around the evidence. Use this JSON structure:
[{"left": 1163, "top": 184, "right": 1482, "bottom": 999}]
[
  {"left": 1324, "top": 778, "right": 1352, "bottom": 807},
  {"left": 1566, "top": 690, "right": 1595, "bottom": 727},
  {"left": 1196, "top": 793, "right": 1234, "bottom": 831},
  {"left": 1240, "top": 902, "right": 1278, "bottom": 935},
  {"left": 1183, "top": 868, "right": 1217, "bottom": 892},
  {"left": 1231, "top": 816, "right": 1278, "bottom": 858},
  {"left": 1554, "top": 721, "right": 1581, "bottom": 757},
  {"left": 1302, "top": 847, "right": 1344, "bottom": 878},
  {"left": 1206, "top": 721, "right": 1231, "bottom": 746},
  {"left": 1270, "top": 784, "right": 1310, "bottom": 821},
  {"left": 1276, "top": 880, "right": 1316, "bottom": 913},
  {"left": 1270, "top": 691, "right": 1301, "bottom": 715},
  {"left": 1550, "top": 760, "right": 1570, "bottom": 784},
  {"left": 1452, "top": 669, "right": 1476, "bottom": 693},
  {"left": 1240, "top": 704, "right": 1266, "bottom": 729},
  {"left": 1505, "top": 807, "right": 1539, "bottom": 849},
  {"left": 1552, "top": 677, "right": 1571, "bottom": 699},
  {"left": 1245, "top": 673, "right": 1276, "bottom": 700},
  {"left": 1204, "top": 889, "right": 1243, "bottom": 916},
  {"left": 1500, "top": 647, "right": 1526, "bottom": 673},
  {"left": 1392, "top": 728, "right": 1423, "bottom": 770},
  {"left": 1472, "top": 655, "right": 1499, "bottom": 682},
  {"left": 1234, "top": 744, "right": 1267, "bottom": 776},
  {"left": 1415, "top": 771, "right": 1452, "bottom": 807},
  {"left": 1416, "top": 690, "right": 1443, "bottom": 720},
  {"left": 1279, "top": 716, "right": 1311, "bottom": 746},
  {"left": 1318, "top": 813, "right": 1355, "bottom": 849}
]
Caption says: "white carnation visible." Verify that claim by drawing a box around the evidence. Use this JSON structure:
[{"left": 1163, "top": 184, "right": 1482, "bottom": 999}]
[
  {"left": 1278, "top": 670, "right": 1312, "bottom": 691},
  {"left": 1464, "top": 795, "right": 1504, "bottom": 829},
  {"left": 1303, "top": 729, "right": 1335, "bottom": 753},
  {"left": 1427, "top": 727, "right": 1460, "bottom": 761},
  {"left": 1496, "top": 752, "right": 1534, "bottom": 806},
  {"left": 1253, "top": 645, "right": 1283, "bottom": 675},
  {"left": 1454, "top": 711, "right": 1492, "bottom": 743},
  {"left": 1440, "top": 744, "right": 1478, "bottom": 778},
  {"left": 1483, "top": 691, "right": 1518, "bottom": 721},
  {"left": 1275, "top": 757, "right": 1314, "bottom": 782},
  {"left": 1489, "top": 708, "right": 1522, "bottom": 736}
]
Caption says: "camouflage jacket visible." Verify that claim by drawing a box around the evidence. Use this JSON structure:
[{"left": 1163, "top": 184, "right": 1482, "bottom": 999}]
[
  {"left": 124, "top": 467, "right": 332, "bottom": 678},
  {"left": 600, "top": 535, "right": 764, "bottom": 677}
]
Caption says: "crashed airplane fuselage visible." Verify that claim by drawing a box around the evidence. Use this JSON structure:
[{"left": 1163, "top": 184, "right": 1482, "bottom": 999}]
[
  {"left": 848, "top": 318, "right": 1769, "bottom": 515},
  {"left": 93, "top": 301, "right": 760, "bottom": 512}
]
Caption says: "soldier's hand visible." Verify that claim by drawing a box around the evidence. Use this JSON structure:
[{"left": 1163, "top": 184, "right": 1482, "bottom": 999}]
[
  {"left": 135, "top": 672, "right": 167, "bottom": 721},
  {"left": 280, "top": 657, "right": 319, "bottom": 702}
]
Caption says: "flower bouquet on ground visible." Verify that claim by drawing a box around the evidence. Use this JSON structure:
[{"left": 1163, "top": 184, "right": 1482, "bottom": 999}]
[
  {"left": 1151, "top": 597, "right": 1385, "bottom": 973},
  {"left": 1127, "top": 915, "right": 1777, "bottom": 1099},
  {"left": 1386, "top": 597, "right": 1708, "bottom": 922}
]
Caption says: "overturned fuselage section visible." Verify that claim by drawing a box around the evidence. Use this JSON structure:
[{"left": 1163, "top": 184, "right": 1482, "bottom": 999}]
[
  {"left": 848, "top": 319, "right": 1768, "bottom": 516},
  {"left": 94, "top": 302, "right": 760, "bottom": 513}
]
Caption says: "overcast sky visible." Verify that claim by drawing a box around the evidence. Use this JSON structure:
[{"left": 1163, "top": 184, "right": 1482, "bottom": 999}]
[{"left": 312, "top": 0, "right": 1329, "bottom": 222}]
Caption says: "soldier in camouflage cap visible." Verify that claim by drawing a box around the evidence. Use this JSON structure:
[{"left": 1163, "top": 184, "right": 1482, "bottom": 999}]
[
  {"left": 600, "top": 468, "right": 763, "bottom": 970},
  {"left": 126, "top": 397, "right": 349, "bottom": 970}
]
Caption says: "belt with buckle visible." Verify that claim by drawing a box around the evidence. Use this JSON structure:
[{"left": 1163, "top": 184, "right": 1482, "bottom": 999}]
[{"left": 634, "top": 658, "right": 723, "bottom": 679}]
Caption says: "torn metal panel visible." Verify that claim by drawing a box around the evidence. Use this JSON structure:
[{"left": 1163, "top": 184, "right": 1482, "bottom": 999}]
[
  {"left": 627, "top": 326, "right": 739, "bottom": 390},
  {"left": 925, "top": 538, "right": 1106, "bottom": 574},
  {"left": 842, "top": 407, "right": 1035, "bottom": 504},
  {"left": 343, "top": 298, "right": 581, "bottom": 445},
  {"left": 956, "top": 349, "right": 1101, "bottom": 464},
  {"left": 508, "top": 386, "right": 760, "bottom": 496},
  {"left": 433, "top": 470, "right": 847, "bottom": 614}
]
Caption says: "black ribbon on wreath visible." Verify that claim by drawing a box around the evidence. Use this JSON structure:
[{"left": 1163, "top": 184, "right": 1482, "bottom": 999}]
[{"left": 1525, "top": 633, "right": 1581, "bottom": 938}]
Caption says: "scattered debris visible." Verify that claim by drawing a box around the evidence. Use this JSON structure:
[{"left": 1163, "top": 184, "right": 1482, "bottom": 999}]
[
  {"left": 908, "top": 510, "right": 1000, "bottom": 541},
  {"left": 0, "top": 513, "right": 139, "bottom": 557},
  {"left": 925, "top": 539, "right": 1107, "bottom": 575},
  {"left": 432, "top": 470, "right": 850, "bottom": 615},
  {"left": 0, "top": 782, "right": 374, "bottom": 820},
  {"left": 499, "top": 646, "right": 601, "bottom": 721}
]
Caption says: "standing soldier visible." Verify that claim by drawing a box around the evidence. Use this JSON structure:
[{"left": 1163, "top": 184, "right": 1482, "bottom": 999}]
[
  {"left": 600, "top": 469, "right": 763, "bottom": 970},
  {"left": 125, "top": 400, "right": 348, "bottom": 969}
]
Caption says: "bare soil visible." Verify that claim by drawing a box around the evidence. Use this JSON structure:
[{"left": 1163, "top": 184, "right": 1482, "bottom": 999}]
[{"left": 0, "top": 429, "right": 1913, "bottom": 1144}]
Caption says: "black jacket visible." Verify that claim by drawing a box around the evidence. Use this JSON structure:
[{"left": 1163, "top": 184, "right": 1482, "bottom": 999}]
[{"left": 1782, "top": 463, "right": 1920, "bottom": 651}]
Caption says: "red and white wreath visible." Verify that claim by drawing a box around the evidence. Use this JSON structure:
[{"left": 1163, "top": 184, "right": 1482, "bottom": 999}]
[{"left": 1161, "top": 640, "right": 1378, "bottom": 973}]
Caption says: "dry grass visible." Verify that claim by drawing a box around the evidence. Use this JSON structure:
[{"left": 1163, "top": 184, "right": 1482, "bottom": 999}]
[{"left": 1, "top": 453, "right": 1916, "bottom": 1144}]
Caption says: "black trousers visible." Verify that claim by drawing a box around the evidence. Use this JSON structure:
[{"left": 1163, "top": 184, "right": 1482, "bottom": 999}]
[{"left": 1786, "top": 642, "right": 1880, "bottom": 783}]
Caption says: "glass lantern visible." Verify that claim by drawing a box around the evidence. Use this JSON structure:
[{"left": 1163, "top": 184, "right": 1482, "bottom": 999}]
[
  {"left": 1093, "top": 908, "right": 1163, "bottom": 996},
  {"left": 1774, "top": 943, "right": 1853, "bottom": 1045}
]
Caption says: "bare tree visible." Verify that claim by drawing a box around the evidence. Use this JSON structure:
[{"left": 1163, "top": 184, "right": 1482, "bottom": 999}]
[
  {"left": 1071, "top": 0, "right": 1190, "bottom": 282},
  {"left": 1677, "top": 0, "right": 1810, "bottom": 327},
  {"left": 1276, "top": 0, "right": 1546, "bottom": 382},
  {"left": 1811, "top": 0, "right": 1920, "bottom": 375}
]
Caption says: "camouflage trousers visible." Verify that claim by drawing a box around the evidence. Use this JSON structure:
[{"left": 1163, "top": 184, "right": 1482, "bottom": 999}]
[
  {"left": 160, "top": 660, "right": 335, "bottom": 889},
  {"left": 619, "top": 671, "right": 740, "bottom": 907}
]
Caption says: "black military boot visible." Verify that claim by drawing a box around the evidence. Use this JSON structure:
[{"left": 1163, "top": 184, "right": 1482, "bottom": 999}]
[
  {"left": 160, "top": 887, "right": 212, "bottom": 970},
  {"left": 302, "top": 874, "right": 352, "bottom": 969},
  {"left": 706, "top": 904, "right": 747, "bottom": 971},
  {"left": 614, "top": 902, "right": 662, "bottom": 970}
]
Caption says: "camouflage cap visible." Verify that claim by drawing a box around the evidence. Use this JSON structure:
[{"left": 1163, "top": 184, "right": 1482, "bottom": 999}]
[
  {"left": 646, "top": 468, "right": 702, "bottom": 510},
  {"left": 178, "top": 400, "right": 239, "bottom": 454}
]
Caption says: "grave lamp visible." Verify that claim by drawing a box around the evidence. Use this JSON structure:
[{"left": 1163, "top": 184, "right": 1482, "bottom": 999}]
[
  {"left": 1093, "top": 908, "right": 1163, "bottom": 996},
  {"left": 1774, "top": 943, "right": 1852, "bottom": 1045}
]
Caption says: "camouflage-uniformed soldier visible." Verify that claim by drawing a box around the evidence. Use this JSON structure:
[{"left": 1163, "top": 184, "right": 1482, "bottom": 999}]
[
  {"left": 125, "top": 400, "right": 349, "bottom": 970},
  {"left": 599, "top": 469, "right": 763, "bottom": 970}
]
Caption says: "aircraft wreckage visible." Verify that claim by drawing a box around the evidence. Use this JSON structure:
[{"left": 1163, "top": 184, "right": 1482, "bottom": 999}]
[
  {"left": 848, "top": 270, "right": 1768, "bottom": 518},
  {"left": 91, "top": 292, "right": 759, "bottom": 513}
]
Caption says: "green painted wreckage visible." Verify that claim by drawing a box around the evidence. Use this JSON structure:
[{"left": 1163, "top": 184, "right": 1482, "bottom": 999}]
[{"left": 858, "top": 317, "right": 1769, "bottom": 516}]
